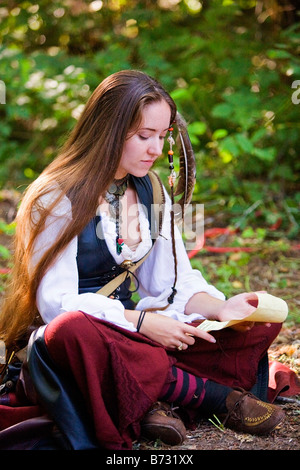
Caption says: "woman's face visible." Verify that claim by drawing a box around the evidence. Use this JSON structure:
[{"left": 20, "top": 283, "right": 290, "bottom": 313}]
[{"left": 116, "top": 99, "right": 172, "bottom": 179}]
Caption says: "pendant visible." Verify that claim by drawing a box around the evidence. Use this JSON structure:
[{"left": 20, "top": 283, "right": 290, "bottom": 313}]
[
  {"left": 107, "top": 175, "right": 129, "bottom": 197},
  {"left": 116, "top": 237, "right": 124, "bottom": 254}
]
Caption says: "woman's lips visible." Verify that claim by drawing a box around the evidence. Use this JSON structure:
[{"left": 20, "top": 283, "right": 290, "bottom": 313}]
[{"left": 141, "top": 159, "right": 155, "bottom": 167}]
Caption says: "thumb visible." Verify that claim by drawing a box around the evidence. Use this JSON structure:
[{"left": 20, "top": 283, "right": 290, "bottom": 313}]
[{"left": 244, "top": 292, "right": 259, "bottom": 309}]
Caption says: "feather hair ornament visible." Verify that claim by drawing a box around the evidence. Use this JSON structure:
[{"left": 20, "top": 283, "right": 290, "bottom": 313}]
[
  {"left": 164, "top": 113, "right": 196, "bottom": 306},
  {"left": 174, "top": 112, "right": 196, "bottom": 215}
]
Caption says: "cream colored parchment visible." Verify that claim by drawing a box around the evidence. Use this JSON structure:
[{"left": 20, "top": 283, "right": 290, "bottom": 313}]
[{"left": 197, "top": 293, "right": 288, "bottom": 332}]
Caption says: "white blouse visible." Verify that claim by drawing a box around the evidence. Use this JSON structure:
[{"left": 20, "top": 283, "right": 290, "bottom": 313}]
[{"left": 30, "top": 185, "right": 225, "bottom": 331}]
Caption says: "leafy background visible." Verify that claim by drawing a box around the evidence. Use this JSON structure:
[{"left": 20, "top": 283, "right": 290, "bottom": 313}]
[{"left": 0, "top": 0, "right": 299, "bottom": 320}]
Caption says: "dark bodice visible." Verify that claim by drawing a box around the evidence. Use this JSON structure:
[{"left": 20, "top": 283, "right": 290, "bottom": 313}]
[{"left": 76, "top": 174, "right": 154, "bottom": 309}]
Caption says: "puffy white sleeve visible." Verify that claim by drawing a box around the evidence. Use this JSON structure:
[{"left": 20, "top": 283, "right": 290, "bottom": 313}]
[
  {"left": 135, "top": 188, "right": 225, "bottom": 322},
  {"left": 32, "top": 191, "right": 136, "bottom": 331}
]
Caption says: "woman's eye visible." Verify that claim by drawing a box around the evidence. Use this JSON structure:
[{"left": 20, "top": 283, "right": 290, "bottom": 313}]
[{"left": 138, "top": 134, "right": 166, "bottom": 141}]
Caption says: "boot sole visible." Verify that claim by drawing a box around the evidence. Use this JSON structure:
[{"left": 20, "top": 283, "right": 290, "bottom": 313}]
[{"left": 141, "top": 423, "right": 185, "bottom": 445}]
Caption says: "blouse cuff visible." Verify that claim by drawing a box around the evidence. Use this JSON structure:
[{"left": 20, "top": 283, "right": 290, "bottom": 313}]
[{"left": 59, "top": 293, "right": 136, "bottom": 332}]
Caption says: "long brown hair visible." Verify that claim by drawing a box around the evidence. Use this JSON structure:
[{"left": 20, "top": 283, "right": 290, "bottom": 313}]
[{"left": 0, "top": 70, "right": 177, "bottom": 347}]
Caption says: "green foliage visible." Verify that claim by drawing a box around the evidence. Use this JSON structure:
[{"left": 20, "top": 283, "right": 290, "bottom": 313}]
[{"left": 0, "top": 0, "right": 299, "bottom": 233}]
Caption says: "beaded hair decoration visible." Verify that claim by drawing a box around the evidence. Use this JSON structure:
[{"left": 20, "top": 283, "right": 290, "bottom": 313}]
[
  {"left": 165, "top": 113, "right": 196, "bottom": 305},
  {"left": 105, "top": 174, "right": 129, "bottom": 254}
]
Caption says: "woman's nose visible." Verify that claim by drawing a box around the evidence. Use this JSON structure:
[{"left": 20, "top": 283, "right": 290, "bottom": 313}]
[{"left": 148, "top": 137, "right": 163, "bottom": 157}]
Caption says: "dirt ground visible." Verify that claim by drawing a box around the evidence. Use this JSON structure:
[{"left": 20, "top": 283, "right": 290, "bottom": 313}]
[{"left": 138, "top": 401, "right": 299, "bottom": 451}]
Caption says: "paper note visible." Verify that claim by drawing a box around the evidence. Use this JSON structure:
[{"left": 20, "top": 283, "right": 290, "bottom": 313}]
[{"left": 197, "top": 293, "right": 288, "bottom": 332}]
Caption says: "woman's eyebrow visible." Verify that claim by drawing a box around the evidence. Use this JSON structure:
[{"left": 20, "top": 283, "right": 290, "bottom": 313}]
[{"left": 139, "top": 127, "right": 169, "bottom": 132}]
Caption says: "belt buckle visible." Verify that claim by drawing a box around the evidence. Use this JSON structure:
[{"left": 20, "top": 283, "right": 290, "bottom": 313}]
[{"left": 120, "top": 259, "right": 134, "bottom": 269}]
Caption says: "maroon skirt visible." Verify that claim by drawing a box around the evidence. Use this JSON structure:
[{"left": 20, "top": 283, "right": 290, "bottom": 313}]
[{"left": 41, "top": 310, "right": 281, "bottom": 449}]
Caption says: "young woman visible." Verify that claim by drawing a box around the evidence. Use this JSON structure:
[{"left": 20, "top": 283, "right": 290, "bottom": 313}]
[{"left": 0, "top": 70, "right": 284, "bottom": 450}]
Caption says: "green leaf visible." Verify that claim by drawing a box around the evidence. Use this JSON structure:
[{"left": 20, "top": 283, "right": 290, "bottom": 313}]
[
  {"left": 188, "top": 121, "right": 207, "bottom": 135},
  {"left": 219, "top": 136, "right": 240, "bottom": 157},
  {"left": 252, "top": 147, "right": 276, "bottom": 162},
  {"left": 235, "top": 134, "right": 254, "bottom": 153},
  {"left": 219, "top": 149, "right": 233, "bottom": 163},
  {"left": 250, "top": 128, "right": 267, "bottom": 143},
  {"left": 211, "top": 103, "right": 232, "bottom": 118},
  {"left": 212, "top": 129, "right": 228, "bottom": 140},
  {"left": 267, "top": 49, "right": 293, "bottom": 60},
  {"left": 0, "top": 245, "right": 10, "bottom": 259},
  {"left": 171, "top": 88, "right": 193, "bottom": 101},
  {"left": 0, "top": 221, "right": 16, "bottom": 235}
]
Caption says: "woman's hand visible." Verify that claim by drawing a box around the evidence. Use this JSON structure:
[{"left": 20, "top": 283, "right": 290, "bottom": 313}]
[
  {"left": 139, "top": 311, "right": 216, "bottom": 350},
  {"left": 218, "top": 292, "right": 258, "bottom": 322},
  {"left": 218, "top": 292, "right": 270, "bottom": 332}
]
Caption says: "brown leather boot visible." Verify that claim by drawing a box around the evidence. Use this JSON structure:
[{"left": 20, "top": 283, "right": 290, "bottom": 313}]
[
  {"left": 223, "top": 388, "right": 285, "bottom": 435},
  {"left": 140, "top": 402, "right": 186, "bottom": 445}
]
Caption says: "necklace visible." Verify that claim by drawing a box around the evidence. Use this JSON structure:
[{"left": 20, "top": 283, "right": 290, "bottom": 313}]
[
  {"left": 105, "top": 175, "right": 129, "bottom": 254},
  {"left": 107, "top": 175, "right": 129, "bottom": 197}
]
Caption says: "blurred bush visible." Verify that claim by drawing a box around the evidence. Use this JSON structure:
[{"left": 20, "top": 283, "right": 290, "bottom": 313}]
[{"left": 0, "top": 0, "right": 299, "bottom": 232}]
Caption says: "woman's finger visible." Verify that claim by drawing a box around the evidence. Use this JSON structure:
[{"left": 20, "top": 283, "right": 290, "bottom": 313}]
[{"left": 183, "top": 324, "right": 216, "bottom": 343}]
